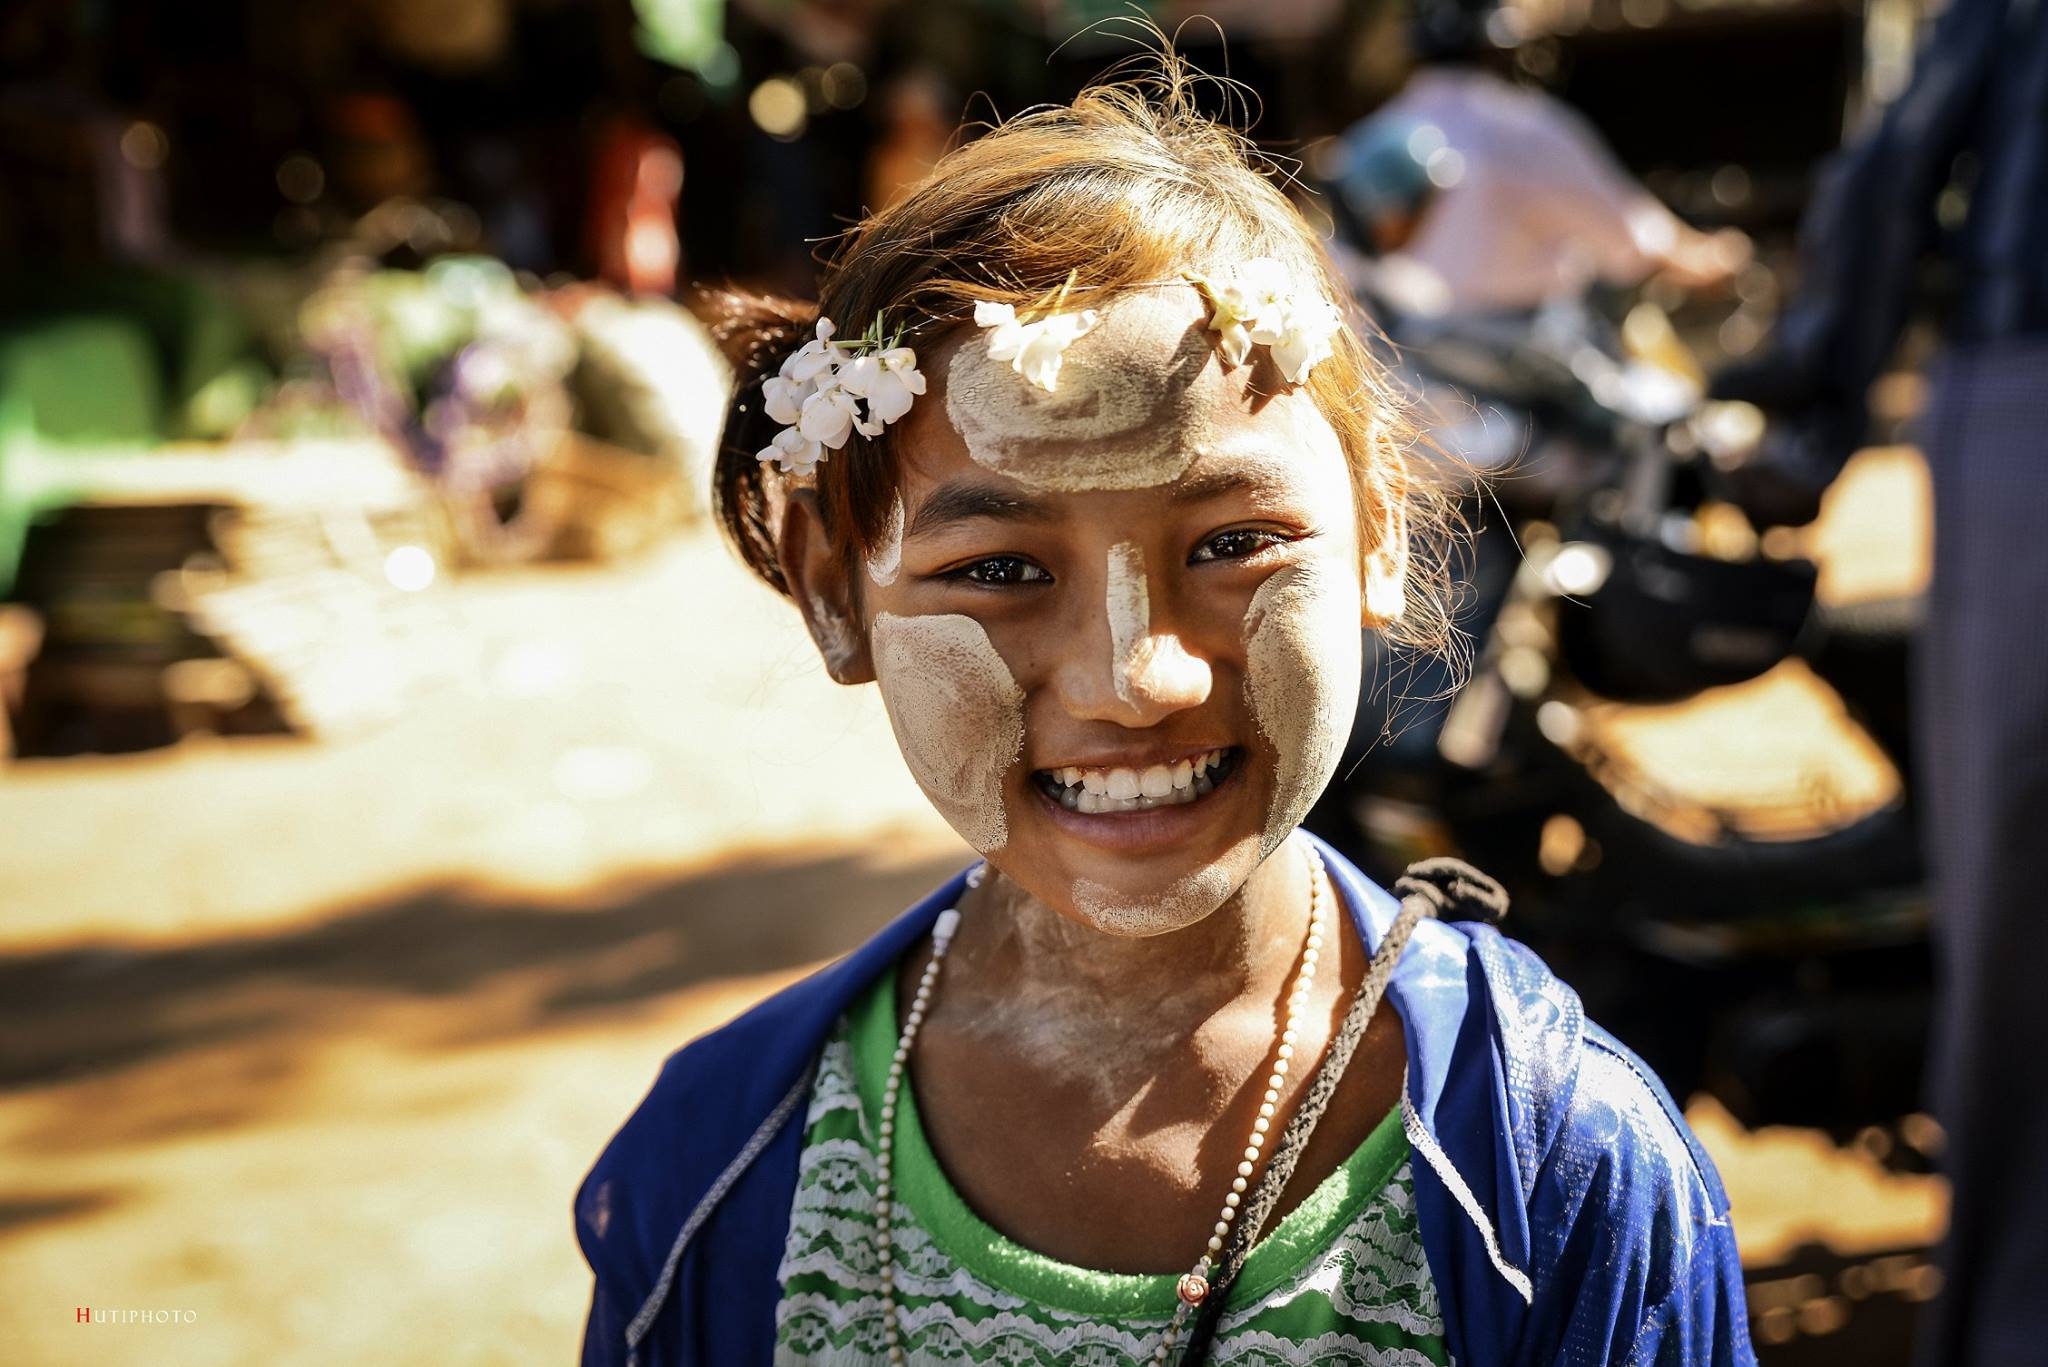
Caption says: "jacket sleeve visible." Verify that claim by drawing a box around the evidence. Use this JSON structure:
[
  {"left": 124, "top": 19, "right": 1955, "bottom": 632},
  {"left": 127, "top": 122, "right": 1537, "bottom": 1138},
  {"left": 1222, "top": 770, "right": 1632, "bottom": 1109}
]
[
  {"left": 1532, "top": 1036, "right": 1756, "bottom": 1367},
  {"left": 579, "top": 1276, "right": 634, "bottom": 1367}
]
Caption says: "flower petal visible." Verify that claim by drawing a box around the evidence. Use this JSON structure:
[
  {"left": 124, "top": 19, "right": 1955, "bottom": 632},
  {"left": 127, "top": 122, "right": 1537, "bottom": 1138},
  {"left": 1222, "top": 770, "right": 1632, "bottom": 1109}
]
[
  {"left": 836, "top": 353, "right": 880, "bottom": 396},
  {"left": 866, "top": 372, "right": 915, "bottom": 424}
]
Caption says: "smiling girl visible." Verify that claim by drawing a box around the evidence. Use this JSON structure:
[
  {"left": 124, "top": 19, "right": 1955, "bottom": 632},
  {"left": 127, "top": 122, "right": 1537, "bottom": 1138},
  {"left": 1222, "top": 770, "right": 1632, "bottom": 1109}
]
[{"left": 575, "top": 65, "right": 1754, "bottom": 1367}]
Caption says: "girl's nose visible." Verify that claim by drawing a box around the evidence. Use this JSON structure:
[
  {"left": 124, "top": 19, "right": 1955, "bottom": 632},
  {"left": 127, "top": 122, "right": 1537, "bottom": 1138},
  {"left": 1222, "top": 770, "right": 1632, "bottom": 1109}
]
[{"left": 1052, "top": 544, "right": 1214, "bottom": 726}]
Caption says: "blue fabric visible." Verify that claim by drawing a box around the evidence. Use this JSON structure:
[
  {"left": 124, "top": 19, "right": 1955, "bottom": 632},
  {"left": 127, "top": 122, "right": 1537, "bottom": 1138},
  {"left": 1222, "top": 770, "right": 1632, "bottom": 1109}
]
[{"left": 574, "top": 833, "right": 1754, "bottom": 1366}]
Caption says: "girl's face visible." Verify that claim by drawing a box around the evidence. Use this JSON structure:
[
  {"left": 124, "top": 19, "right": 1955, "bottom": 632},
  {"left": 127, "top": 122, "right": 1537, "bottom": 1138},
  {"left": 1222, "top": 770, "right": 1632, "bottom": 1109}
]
[{"left": 838, "top": 288, "right": 1390, "bottom": 935}]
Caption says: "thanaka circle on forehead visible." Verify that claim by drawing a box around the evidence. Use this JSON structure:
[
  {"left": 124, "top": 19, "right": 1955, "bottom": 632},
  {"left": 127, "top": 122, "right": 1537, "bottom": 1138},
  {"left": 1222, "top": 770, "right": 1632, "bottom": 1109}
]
[{"left": 942, "top": 288, "right": 1224, "bottom": 492}]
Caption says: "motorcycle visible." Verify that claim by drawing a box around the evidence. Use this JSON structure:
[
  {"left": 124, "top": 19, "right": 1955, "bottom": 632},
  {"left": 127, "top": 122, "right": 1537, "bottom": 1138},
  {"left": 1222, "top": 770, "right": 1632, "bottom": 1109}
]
[{"left": 1307, "top": 284, "right": 1932, "bottom": 1150}]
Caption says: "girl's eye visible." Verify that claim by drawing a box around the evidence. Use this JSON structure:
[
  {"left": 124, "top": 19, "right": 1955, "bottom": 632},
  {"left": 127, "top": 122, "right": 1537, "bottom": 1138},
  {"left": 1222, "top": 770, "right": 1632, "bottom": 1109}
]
[
  {"left": 949, "top": 555, "right": 1051, "bottom": 586},
  {"left": 1192, "top": 528, "right": 1286, "bottom": 563}
]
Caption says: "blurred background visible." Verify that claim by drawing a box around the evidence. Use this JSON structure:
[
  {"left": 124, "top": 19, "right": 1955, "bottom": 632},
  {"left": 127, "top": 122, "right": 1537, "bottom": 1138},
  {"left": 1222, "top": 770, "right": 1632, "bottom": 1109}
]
[{"left": 0, "top": 0, "right": 1951, "bottom": 1363}]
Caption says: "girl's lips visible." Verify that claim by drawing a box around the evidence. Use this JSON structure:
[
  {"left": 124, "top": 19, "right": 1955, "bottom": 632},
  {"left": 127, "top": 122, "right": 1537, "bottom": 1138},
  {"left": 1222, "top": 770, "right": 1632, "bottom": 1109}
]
[{"left": 1027, "top": 746, "right": 1248, "bottom": 853}]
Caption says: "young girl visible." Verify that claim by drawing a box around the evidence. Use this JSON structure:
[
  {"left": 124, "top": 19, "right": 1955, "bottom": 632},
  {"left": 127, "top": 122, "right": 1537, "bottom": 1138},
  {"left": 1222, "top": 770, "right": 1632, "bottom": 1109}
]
[{"left": 576, "top": 66, "right": 1753, "bottom": 1367}]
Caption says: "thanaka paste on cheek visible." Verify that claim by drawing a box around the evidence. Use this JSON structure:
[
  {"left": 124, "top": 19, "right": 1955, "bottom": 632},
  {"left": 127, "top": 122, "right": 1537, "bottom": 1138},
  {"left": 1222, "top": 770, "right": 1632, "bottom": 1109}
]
[
  {"left": 866, "top": 494, "right": 904, "bottom": 587},
  {"left": 871, "top": 611, "right": 1024, "bottom": 853},
  {"left": 1244, "top": 559, "right": 1363, "bottom": 860},
  {"left": 1241, "top": 404, "right": 1365, "bottom": 859},
  {"left": 943, "top": 291, "right": 1219, "bottom": 492}
]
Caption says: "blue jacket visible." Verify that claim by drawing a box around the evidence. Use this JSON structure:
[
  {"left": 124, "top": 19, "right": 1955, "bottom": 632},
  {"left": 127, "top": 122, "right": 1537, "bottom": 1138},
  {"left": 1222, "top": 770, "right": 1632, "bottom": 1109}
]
[{"left": 574, "top": 833, "right": 1755, "bottom": 1366}]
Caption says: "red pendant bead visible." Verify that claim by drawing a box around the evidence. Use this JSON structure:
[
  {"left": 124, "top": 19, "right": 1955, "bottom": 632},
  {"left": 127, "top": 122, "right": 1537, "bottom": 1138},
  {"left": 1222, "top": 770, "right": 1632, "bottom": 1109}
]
[{"left": 1176, "top": 1272, "right": 1210, "bottom": 1306}]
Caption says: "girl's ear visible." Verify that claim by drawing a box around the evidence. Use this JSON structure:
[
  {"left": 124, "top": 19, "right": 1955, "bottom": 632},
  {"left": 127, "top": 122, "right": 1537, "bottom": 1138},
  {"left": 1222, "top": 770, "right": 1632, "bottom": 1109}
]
[
  {"left": 776, "top": 488, "right": 877, "bottom": 685},
  {"left": 1362, "top": 502, "right": 1410, "bottom": 628}
]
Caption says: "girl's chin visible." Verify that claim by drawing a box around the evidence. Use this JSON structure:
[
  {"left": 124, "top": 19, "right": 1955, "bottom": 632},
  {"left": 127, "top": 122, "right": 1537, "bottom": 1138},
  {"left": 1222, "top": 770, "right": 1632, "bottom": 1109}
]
[{"left": 1014, "top": 830, "right": 1267, "bottom": 939}]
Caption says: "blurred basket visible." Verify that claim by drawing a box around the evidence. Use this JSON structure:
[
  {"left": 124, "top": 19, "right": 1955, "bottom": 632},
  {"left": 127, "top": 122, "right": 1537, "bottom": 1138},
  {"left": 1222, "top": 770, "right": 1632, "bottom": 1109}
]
[{"left": 512, "top": 432, "right": 690, "bottom": 564}]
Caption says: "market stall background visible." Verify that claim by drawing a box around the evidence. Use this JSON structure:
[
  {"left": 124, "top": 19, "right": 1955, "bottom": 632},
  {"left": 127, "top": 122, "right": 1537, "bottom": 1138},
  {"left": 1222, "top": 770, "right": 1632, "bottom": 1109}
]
[{"left": 0, "top": 1, "right": 1947, "bottom": 1363}]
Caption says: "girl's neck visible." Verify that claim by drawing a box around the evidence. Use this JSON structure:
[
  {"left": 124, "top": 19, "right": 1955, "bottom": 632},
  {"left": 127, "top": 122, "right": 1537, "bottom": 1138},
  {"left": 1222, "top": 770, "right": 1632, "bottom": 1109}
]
[{"left": 933, "top": 835, "right": 1318, "bottom": 1092}]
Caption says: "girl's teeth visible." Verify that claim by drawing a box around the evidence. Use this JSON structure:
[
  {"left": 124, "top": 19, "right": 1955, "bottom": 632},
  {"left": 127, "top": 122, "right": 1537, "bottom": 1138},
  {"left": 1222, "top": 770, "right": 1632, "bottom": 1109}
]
[{"left": 1045, "top": 748, "right": 1230, "bottom": 814}]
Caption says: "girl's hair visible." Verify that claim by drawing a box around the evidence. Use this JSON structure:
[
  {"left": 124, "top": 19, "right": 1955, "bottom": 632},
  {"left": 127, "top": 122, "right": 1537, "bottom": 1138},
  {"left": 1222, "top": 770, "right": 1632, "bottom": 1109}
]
[{"left": 704, "top": 51, "right": 1466, "bottom": 660}]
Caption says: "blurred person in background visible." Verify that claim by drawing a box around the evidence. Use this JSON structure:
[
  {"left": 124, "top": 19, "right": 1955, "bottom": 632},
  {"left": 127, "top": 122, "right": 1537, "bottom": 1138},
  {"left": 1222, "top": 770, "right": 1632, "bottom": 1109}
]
[
  {"left": 1330, "top": 0, "right": 1747, "bottom": 319},
  {"left": 1708, "top": 0, "right": 2048, "bottom": 1361},
  {"left": 865, "top": 69, "right": 955, "bottom": 215}
]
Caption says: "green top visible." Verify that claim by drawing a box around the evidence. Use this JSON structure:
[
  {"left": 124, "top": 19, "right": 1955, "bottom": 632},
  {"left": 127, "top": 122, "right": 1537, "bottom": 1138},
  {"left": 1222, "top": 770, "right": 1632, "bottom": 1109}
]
[{"left": 772, "top": 964, "right": 1449, "bottom": 1365}]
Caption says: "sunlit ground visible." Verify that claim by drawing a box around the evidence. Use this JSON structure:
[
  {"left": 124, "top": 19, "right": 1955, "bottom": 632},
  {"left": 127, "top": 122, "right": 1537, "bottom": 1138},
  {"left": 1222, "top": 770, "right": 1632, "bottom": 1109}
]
[{"left": 0, "top": 451, "right": 1942, "bottom": 1364}]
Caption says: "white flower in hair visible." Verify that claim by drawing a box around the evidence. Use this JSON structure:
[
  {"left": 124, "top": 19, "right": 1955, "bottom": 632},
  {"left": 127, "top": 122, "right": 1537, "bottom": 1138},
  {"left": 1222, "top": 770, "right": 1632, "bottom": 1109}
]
[
  {"left": 974, "top": 298, "right": 1101, "bottom": 393},
  {"left": 784, "top": 317, "right": 840, "bottom": 383},
  {"left": 758, "top": 425, "right": 824, "bottom": 477},
  {"left": 1200, "top": 258, "right": 1342, "bottom": 384},
  {"left": 837, "top": 346, "right": 927, "bottom": 425},
  {"left": 754, "top": 313, "right": 925, "bottom": 474},
  {"left": 797, "top": 383, "right": 861, "bottom": 448},
  {"left": 1206, "top": 257, "right": 1294, "bottom": 366},
  {"left": 1269, "top": 296, "right": 1342, "bottom": 386}
]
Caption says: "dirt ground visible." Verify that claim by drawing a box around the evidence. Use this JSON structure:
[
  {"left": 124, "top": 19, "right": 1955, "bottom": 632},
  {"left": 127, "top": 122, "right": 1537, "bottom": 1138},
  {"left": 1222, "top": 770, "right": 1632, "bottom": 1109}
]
[{"left": 0, "top": 453, "right": 1944, "bottom": 1365}]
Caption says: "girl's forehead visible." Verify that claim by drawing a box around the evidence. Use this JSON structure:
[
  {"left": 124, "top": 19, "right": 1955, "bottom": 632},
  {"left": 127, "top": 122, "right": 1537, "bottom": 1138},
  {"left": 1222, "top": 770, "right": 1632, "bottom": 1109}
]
[{"left": 900, "top": 289, "right": 1342, "bottom": 504}]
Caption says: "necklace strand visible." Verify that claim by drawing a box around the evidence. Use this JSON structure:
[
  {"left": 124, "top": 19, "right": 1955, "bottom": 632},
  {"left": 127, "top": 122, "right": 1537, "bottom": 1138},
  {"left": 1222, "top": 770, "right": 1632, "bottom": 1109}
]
[{"left": 873, "top": 844, "right": 1331, "bottom": 1364}]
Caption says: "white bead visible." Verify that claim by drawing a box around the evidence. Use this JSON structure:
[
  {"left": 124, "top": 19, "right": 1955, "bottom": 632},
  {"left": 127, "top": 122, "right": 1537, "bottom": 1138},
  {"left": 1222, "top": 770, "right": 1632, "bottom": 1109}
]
[
  {"left": 1214, "top": 1220, "right": 1230, "bottom": 1238},
  {"left": 878, "top": 1248, "right": 892, "bottom": 1266},
  {"left": 1225, "top": 1191, "right": 1241, "bottom": 1208},
  {"left": 1307, "top": 933, "right": 1324, "bottom": 950},
  {"left": 1237, "top": 1160, "right": 1254, "bottom": 1177},
  {"left": 1259, "top": 1102, "right": 1275, "bottom": 1119},
  {"left": 1264, "top": 1088, "right": 1280, "bottom": 1105},
  {"left": 1281, "top": 1029, "right": 1297, "bottom": 1045},
  {"left": 1273, "top": 1058, "right": 1289, "bottom": 1076},
  {"left": 1252, "top": 1116, "right": 1269, "bottom": 1135},
  {"left": 1233, "top": 1176, "right": 1248, "bottom": 1193},
  {"left": 877, "top": 1182, "right": 890, "bottom": 1199},
  {"left": 1244, "top": 1144, "right": 1260, "bottom": 1161},
  {"left": 877, "top": 1231, "right": 891, "bottom": 1249},
  {"left": 874, "top": 1198, "right": 889, "bottom": 1215},
  {"left": 1154, "top": 1348, "right": 1170, "bottom": 1364},
  {"left": 1207, "top": 1234, "right": 1223, "bottom": 1252},
  {"left": 1277, "top": 1043, "right": 1294, "bottom": 1060},
  {"left": 1302, "top": 949, "right": 1319, "bottom": 967}
]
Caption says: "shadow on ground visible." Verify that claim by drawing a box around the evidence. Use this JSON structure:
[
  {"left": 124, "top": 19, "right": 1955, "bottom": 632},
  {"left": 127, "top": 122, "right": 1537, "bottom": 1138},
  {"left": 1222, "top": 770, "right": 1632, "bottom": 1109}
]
[{"left": 0, "top": 841, "right": 963, "bottom": 1120}]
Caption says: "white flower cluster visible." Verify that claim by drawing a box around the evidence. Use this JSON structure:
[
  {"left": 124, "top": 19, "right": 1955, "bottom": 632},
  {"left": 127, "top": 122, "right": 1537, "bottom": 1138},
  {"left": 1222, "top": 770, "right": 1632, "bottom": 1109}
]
[
  {"left": 973, "top": 300, "right": 1102, "bottom": 393},
  {"left": 1201, "top": 257, "right": 1343, "bottom": 385},
  {"left": 757, "top": 318, "right": 926, "bottom": 476}
]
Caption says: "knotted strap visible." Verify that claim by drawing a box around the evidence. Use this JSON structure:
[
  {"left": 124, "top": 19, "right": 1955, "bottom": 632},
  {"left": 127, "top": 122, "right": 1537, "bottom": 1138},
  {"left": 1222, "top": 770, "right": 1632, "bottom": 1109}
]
[{"left": 1176, "top": 857, "right": 1508, "bottom": 1363}]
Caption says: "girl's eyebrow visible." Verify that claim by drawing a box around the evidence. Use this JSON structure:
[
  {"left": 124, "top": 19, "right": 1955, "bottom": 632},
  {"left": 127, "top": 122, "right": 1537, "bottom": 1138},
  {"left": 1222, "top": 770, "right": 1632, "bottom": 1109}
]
[
  {"left": 905, "top": 481, "right": 1055, "bottom": 539},
  {"left": 1166, "top": 454, "right": 1296, "bottom": 506}
]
